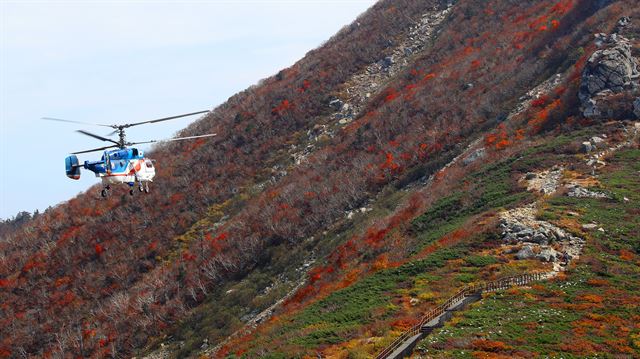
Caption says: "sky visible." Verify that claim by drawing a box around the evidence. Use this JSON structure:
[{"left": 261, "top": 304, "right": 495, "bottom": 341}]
[{"left": 0, "top": 0, "right": 377, "bottom": 220}]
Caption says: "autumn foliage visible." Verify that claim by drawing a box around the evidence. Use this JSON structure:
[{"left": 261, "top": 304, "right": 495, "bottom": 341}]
[{"left": 0, "top": 0, "right": 633, "bottom": 357}]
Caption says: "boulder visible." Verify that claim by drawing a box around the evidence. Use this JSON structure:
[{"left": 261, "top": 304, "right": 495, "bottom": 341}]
[
  {"left": 579, "top": 35, "right": 640, "bottom": 117},
  {"left": 381, "top": 56, "right": 394, "bottom": 69},
  {"left": 590, "top": 136, "right": 605, "bottom": 146},
  {"left": 583, "top": 98, "right": 601, "bottom": 118},
  {"left": 618, "top": 16, "right": 630, "bottom": 28},
  {"left": 537, "top": 248, "right": 558, "bottom": 262},
  {"left": 581, "top": 141, "right": 594, "bottom": 153},
  {"left": 516, "top": 228, "right": 534, "bottom": 238},
  {"left": 532, "top": 232, "right": 549, "bottom": 244},
  {"left": 516, "top": 246, "right": 536, "bottom": 260},
  {"left": 329, "top": 98, "right": 344, "bottom": 111},
  {"left": 462, "top": 148, "right": 486, "bottom": 165}
]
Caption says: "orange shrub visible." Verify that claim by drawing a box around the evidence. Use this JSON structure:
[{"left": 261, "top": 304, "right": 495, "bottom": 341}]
[{"left": 472, "top": 339, "right": 512, "bottom": 352}]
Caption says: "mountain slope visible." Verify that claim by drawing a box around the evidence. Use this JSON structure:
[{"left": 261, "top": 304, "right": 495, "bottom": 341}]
[{"left": 1, "top": 0, "right": 639, "bottom": 358}]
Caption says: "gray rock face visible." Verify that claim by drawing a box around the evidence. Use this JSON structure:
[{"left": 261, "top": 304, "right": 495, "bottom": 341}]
[
  {"left": 579, "top": 35, "right": 640, "bottom": 117},
  {"left": 590, "top": 136, "right": 605, "bottom": 146},
  {"left": 581, "top": 141, "right": 594, "bottom": 153},
  {"left": 634, "top": 97, "right": 640, "bottom": 119},
  {"left": 462, "top": 148, "right": 485, "bottom": 165},
  {"left": 516, "top": 246, "right": 535, "bottom": 260},
  {"left": 329, "top": 98, "right": 344, "bottom": 111},
  {"left": 618, "top": 16, "right": 630, "bottom": 28},
  {"left": 537, "top": 248, "right": 558, "bottom": 262},
  {"left": 567, "top": 184, "right": 609, "bottom": 199}
]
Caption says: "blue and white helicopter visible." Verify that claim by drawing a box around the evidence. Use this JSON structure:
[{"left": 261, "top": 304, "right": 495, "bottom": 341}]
[{"left": 44, "top": 111, "right": 215, "bottom": 197}]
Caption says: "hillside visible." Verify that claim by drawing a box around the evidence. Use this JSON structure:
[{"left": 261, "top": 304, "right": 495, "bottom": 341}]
[{"left": 1, "top": 0, "right": 639, "bottom": 358}]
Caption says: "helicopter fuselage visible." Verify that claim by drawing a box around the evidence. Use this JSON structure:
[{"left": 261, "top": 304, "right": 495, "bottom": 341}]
[
  {"left": 55, "top": 109, "right": 213, "bottom": 197},
  {"left": 66, "top": 147, "right": 155, "bottom": 195}
]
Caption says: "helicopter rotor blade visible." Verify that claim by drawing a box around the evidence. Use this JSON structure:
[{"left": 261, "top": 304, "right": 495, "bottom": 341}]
[
  {"left": 71, "top": 145, "right": 119, "bottom": 155},
  {"left": 128, "top": 133, "right": 217, "bottom": 146},
  {"left": 42, "top": 117, "right": 112, "bottom": 127},
  {"left": 121, "top": 110, "right": 210, "bottom": 129},
  {"left": 76, "top": 130, "right": 121, "bottom": 145}
]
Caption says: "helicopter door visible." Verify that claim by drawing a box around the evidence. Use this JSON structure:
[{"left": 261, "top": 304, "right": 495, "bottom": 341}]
[{"left": 104, "top": 152, "right": 112, "bottom": 174}]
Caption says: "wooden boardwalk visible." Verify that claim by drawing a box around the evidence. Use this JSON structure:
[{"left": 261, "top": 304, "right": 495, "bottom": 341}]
[{"left": 376, "top": 272, "right": 550, "bottom": 359}]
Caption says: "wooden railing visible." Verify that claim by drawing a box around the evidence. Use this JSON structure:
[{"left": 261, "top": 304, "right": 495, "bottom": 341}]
[{"left": 375, "top": 272, "right": 548, "bottom": 359}]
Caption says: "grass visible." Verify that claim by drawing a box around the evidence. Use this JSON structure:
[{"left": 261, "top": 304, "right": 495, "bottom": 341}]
[
  {"left": 284, "top": 245, "right": 469, "bottom": 347},
  {"left": 215, "top": 127, "right": 625, "bottom": 357},
  {"left": 420, "top": 148, "right": 640, "bottom": 357}
]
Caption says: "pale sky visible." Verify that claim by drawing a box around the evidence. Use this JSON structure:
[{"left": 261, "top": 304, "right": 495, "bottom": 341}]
[{"left": 0, "top": 0, "right": 377, "bottom": 219}]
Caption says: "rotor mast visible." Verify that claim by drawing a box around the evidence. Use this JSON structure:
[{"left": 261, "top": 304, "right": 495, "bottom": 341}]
[{"left": 115, "top": 126, "right": 127, "bottom": 149}]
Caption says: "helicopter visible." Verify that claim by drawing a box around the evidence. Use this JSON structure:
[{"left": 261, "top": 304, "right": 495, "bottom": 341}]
[{"left": 44, "top": 110, "right": 216, "bottom": 197}]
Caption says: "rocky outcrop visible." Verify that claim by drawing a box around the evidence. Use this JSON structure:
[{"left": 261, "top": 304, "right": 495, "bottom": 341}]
[
  {"left": 566, "top": 184, "right": 609, "bottom": 199},
  {"left": 522, "top": 166, "right": 563, "bottom": 194},
  {"left": 579, "top": 34, "right": 639, "bottom": 118},
  {"left": 329, "top": 4, "right": 454, "bottom": 124}
]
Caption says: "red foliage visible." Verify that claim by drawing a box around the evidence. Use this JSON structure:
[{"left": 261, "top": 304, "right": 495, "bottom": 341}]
[
  {"left": 531, "top": 95, "right": 549, "bottom": 107},
  {"left": 297, "top": 79, "right": 311, "bottom": 93},
  {"left": 391, "top": 317, "right": 419, "bottom": 330},
  {"left": 384, "top": 88, "right": 399, "bottom": 102},
  {"left": 206, "top": 232, "right": 228, "bottom": 252},
  {"left": 619, "top": 249, "right": 634, "bottom": 261},
  {"left": 0, "top": 347, "right": 10, "bottom": 358},
  {"left": 0, "top": 278, "right": 10, "bottom": 288},
  {"left": 182, "top": 251, "right": 196, "bottom": 262},
  {"left": 94, "top": 244, "right": 104, "bottom": 256},
  {"left": 271, "top": 99, "right": 293, "bottom": 115},
  {"left": 364, "top": 228, "right": 390, "bottom": 248},
  {"left": 472, "top": 339, "right": 512, "bottom": 352},
  {"left": 550, "top": 0, "right": 574, "bottom": 16},
  {"left": 168, "top": 193, "right": 184, "bottom": 204}
]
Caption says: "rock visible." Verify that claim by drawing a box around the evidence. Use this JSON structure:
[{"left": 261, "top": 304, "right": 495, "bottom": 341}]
[
  {"left": 410, "top": 298, "right": 420, "bottom": 306},
  {"left": 553, "top": 229, "right": 566, "bottom": 241},
  {"left": 381, "top": 56, "right": 394, "bottom": 69},
  {"left": 579, "top": 34, "right": 640, "bottom": 117},
  {"left": 582, "top": 223, "right": 598, "bottom": 230},
  {"left": 516, "top": 246, "right": 536, "bottom": 260},
  {"left": 516, "top": 229, "right": 534, "bottom": 238},
  {"left": 618, "top": 16, "right": 630, "bottom": 27},
  {"left": 503, "top": 233, "right": 518, "bottom": 243},
  {"left": 537, "top": 248, "right": 558, "bottom": 262},
  {"left": 462, "top": 148, "right": 486, "bottom": 165},
  {"left": 329, "top": 98, "right": 344, "bottom": 111},
  {"left": 590, "top": 136, "right": 605, "bottom": 146},
  {"left": 581, "top": 141, "right": 594, "bottom": 153},
  {"left": 597, "top": 227, "right": 605, "bottom": 233},
  {"left": 503, "top": 246, "right": 520, "bottom": 254},
  {"left": 634, "top": 97, "right": 640, "bottom": 119},
  {"left": 532, "top": 232, "right": 549, "bottom": 244},
  {"left": 525, "top": 172, "right": 537, "bottom": 180},
  {"left": 338, "top": 118, "right": 352, "bottom": 125},
  {"left": 567, "top": 185, "right": 609, "bottom": 199},
  {"left": 594, "top": 33, "right": 608, "bottom": 47},
  {"left": 583, "top": 99, "right": 601, "bottom": 118}
]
